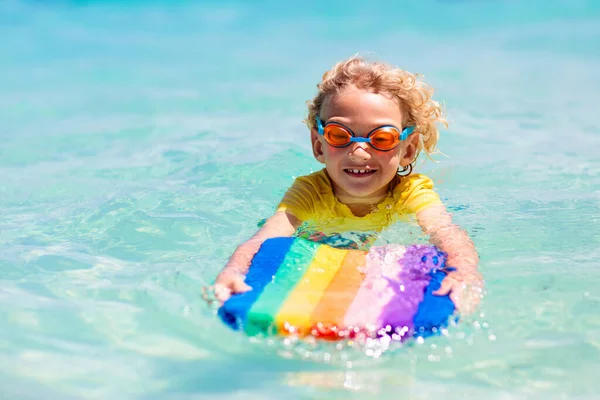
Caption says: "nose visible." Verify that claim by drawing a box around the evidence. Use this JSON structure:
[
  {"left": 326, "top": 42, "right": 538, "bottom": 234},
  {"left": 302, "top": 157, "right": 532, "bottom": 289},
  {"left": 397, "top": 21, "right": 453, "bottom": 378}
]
[{"left": 348, "top": 142, "right": 371, "bottom": 162}]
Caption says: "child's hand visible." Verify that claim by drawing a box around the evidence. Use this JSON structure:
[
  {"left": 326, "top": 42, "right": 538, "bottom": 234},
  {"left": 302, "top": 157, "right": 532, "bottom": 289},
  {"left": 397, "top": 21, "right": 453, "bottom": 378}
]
[
  {"left": 204, "top": 211, "right": 299, "bottom": 305},
  {"left": 209, "top": 269, "right": 252, "bottom": 304},
  {"left": 433, "top": 269, "right": 484, "bottom": 314}
]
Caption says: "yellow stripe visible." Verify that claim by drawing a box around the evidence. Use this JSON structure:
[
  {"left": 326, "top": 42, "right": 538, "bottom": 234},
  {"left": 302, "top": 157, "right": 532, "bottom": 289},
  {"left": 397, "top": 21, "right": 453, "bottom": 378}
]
[
  {"left": 309, "top": 250, "right": 367, "bottom": 330},
  {"left": 274, "top": 245, "right": 348, "bottom": 336}
]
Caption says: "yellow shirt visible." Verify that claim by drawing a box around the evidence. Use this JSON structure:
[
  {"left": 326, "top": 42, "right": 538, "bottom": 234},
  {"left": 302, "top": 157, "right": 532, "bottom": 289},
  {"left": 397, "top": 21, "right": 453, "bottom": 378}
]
[{"left": 276, "top": 169, "right": 442, "bottom": 248}]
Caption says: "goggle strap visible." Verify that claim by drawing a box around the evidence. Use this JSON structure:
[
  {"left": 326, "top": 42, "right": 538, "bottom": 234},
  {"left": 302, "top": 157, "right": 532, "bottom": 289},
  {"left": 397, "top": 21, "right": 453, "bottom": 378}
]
[
  {"left": 400, "top": 126, "right": 415, "bottom": 141},
  {"left": 316, "top": 115, "right": 325, "bottom": 135}
]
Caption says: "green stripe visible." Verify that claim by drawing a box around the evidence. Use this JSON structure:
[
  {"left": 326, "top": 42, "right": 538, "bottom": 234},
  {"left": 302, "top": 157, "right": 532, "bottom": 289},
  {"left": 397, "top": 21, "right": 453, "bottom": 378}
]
[{"left": 244, "top": 238, "right": 319, "bottom": 336}]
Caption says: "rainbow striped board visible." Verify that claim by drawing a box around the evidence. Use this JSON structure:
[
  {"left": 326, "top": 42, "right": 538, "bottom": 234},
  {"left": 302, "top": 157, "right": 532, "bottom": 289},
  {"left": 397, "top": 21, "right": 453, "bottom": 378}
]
[{"left": 218, "top": 237, "right": 455, "bottom": 341}]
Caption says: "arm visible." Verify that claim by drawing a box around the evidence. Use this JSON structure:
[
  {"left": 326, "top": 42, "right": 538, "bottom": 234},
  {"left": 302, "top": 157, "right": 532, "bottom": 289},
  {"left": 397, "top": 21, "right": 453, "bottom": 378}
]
[
  {"left": 416, "top": 204, "right": 483, "bottom": 313},
  {"left": 212, "top": 210, "right": 301, "bottom": 302}
]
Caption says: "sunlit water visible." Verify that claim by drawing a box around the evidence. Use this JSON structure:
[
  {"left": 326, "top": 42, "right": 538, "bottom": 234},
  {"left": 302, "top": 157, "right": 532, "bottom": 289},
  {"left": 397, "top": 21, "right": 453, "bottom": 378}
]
[{"left": 1, "top": 0, "right": 600, "bottom": 399}]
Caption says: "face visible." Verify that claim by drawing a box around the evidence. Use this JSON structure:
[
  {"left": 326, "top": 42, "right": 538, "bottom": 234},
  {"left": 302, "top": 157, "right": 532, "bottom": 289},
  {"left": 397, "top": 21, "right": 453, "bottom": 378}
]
[{"left": 311, "top": 86, "right": 418, "bottom": 202}]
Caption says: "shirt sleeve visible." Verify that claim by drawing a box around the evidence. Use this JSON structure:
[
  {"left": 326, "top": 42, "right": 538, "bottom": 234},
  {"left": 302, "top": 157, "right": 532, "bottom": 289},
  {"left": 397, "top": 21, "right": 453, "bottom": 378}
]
[
  {"left": 395, "top": 174, "right": 443, "bottom": 214},
  {"left": 276, "top": 175, "right": 320, "bottom": 221}
]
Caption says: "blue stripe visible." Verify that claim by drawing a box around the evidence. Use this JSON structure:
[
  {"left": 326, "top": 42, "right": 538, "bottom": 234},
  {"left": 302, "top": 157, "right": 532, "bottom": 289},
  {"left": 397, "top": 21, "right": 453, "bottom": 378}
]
[
  {"left": 412, "top": 270, "right": 457, "bottom": 338},
  {"left": 218, "top": 237, "right": 295, "bottom": 330}
]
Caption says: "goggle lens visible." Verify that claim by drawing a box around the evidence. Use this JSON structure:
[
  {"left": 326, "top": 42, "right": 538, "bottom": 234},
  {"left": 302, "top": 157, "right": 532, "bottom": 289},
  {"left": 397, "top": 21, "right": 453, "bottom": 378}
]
[
  {"left": 324, "top": 125, "right": 353, "bottom": 147},
  {"left": 369, "top": 128, "right": 400, "bottom": 150},
  {"left": 323, "top": 124, "right": 400, "bottom": 151}
]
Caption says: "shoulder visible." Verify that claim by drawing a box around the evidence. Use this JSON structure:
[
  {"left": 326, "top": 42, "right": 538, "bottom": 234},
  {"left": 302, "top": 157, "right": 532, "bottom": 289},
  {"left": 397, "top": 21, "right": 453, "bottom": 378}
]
[
  {"left": 277, "top": 169, "right": 334, "bottom": 220},
  {"left": 392, "top": 173, "right": 442, "bottom": 213},
  {"left": 290, "top": 169, "right": 333, "bottom": 194},
  {"left": 392, "top": 173, "right": 435, "bottom": 194}
]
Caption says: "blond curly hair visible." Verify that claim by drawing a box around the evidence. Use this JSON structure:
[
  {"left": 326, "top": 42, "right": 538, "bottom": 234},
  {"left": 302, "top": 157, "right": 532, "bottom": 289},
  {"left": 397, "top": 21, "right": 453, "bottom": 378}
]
[{"left": 305, "top": 55, "right": 447, "bottom": 161}]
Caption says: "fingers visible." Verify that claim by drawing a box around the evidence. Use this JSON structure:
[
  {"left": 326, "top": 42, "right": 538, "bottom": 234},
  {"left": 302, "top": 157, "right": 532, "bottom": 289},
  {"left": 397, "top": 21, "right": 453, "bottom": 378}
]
[
  {"left": 201, "top": 285, "right": 214, "bottom": 303},
  {"left": 210, "top": 276, "right": 252, "bottom": 304},
  {"left": 232, "top": 279, "right": 252, "bottom": 293},
  {"left": 449, "top": 290, "right": 462, "bottom": 312},
  {"left": 461, "top": 285, "right": 483, "bottom": 315},
  {"left": 214, "top": 283, "right": 233, "bottom": 303},
  {"left": 434, "top": 276, "right": 463, "bottom": 312},
  {"left": 433, "top": 278, "right": 453, "bottom": 296},
  {"left": 436, "top": 278, "right": 484, "bottom": 315}
]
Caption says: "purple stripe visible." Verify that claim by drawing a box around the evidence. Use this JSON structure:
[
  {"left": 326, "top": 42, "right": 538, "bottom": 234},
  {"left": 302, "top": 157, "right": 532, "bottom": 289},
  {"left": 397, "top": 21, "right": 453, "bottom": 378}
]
[{"left": 377, "top": 245, "right": 446, "bottom": 339}]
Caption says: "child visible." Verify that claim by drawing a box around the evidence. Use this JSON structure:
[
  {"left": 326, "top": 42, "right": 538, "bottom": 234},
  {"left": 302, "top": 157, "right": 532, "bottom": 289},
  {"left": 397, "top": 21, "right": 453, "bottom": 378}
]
[{"left": 213, "top": 56, "right": 483, "bottom": 313}]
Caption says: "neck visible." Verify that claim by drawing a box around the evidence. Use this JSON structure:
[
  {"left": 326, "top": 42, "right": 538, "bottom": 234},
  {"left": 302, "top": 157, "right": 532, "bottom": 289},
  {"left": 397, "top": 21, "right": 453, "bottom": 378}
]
[
  {"left": 324, "top": 170, "right": 399, "bottom": 217},
  {"left": 335, "top": 192, "right": 388, "bottom": 205},
  {"left": 336, "top": 194, "right": 386, "bottom": 217},
  {"left": 334, "top": 180, "right": 395, "bottom": 217}
]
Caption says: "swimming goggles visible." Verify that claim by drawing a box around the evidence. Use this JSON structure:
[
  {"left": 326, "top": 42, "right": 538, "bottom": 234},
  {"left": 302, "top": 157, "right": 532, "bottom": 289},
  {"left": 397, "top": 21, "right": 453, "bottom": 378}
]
[{"left": 316, "top": 115, "right": 415, "bottom": 151}]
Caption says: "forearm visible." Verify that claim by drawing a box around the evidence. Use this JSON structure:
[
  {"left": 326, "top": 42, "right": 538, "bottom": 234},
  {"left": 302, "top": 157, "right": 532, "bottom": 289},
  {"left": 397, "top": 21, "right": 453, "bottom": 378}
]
[
  {"left": 221, "top": 238, "right": 265, "bottom": 276},
  {"left": 417, "top": 205, "right": 479, "bottom": 272},
  {"left": 427, "top": 224, "right": 479, "bottom": 272},
  {"left": 417, "top": 206, "right": 483, "bottom": 311},
  {"left": 218, "top": 211, "right": 299, "bottom": 277}
]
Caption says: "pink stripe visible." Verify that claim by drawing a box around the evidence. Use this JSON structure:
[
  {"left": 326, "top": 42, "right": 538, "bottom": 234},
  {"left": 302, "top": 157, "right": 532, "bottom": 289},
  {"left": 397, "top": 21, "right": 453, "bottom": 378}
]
[{"left": 342, "top": 246, "right": 403, "bottom": 334}]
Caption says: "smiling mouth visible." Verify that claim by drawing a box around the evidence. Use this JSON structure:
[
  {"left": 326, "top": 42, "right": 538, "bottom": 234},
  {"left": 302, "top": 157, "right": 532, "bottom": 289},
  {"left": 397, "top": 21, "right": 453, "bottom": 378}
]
[{"left": 344, "top": 168, "right": 377, "bottom": 177}]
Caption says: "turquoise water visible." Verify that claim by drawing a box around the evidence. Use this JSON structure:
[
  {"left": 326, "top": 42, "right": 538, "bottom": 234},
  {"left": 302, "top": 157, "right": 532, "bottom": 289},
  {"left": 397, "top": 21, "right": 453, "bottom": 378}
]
[{"left": 2, "top": 0, "right": 600, "bottom": 398}]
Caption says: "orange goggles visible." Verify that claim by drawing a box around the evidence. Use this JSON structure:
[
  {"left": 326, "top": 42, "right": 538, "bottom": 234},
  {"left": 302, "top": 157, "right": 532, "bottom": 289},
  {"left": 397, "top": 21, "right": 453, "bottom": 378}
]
[{"left": 316, "top": 116, "right": 415, "bottom": 151}]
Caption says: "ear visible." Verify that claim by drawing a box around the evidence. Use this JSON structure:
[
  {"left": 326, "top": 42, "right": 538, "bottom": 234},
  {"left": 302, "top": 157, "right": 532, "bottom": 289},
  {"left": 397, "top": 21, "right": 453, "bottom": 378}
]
[
  {"left": 400, "top": 132, "right": 419, "bottom": 167},
  {"left": 310, "top": 128, "right": 326, "bottom": 164}
]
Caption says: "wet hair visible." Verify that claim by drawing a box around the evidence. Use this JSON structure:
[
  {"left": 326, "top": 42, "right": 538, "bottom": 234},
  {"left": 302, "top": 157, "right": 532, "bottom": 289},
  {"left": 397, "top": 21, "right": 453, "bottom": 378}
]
[{"left": 305, "top": 55, "right": 447, "bottom": 160}]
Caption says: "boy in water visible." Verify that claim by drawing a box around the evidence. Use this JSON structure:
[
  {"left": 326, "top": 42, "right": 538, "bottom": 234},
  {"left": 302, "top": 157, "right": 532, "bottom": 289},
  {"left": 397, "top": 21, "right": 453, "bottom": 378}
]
[{"left": 214, "top": 56, "right": 483, "bottom": 313}]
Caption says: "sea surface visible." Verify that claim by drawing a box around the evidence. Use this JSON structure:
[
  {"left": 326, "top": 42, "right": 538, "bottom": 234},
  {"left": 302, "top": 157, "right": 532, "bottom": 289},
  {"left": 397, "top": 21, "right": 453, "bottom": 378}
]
[{"left": 1, "top": 0, "right": 599, "bottom": 399}]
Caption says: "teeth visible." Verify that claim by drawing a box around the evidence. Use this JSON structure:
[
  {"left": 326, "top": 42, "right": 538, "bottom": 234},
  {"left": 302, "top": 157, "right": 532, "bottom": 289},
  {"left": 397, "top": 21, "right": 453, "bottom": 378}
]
[{"left": 349, "top": 169, "right": 370, "bottom": 173}]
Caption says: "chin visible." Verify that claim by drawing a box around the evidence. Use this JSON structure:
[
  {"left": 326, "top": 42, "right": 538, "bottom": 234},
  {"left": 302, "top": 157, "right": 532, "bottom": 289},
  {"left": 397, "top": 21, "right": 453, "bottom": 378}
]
[{"left": 328, "top": 170, "right": 390, "bottom": 199}]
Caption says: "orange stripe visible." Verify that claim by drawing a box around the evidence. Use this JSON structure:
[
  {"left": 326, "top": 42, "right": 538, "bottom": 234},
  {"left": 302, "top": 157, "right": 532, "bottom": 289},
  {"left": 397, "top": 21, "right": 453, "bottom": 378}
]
[
  {"left": 274, "top": 245, "right": 347, "bottom": 336},
  {"left": 308, "top": 250, "right": 367, "bottom": 339}
]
